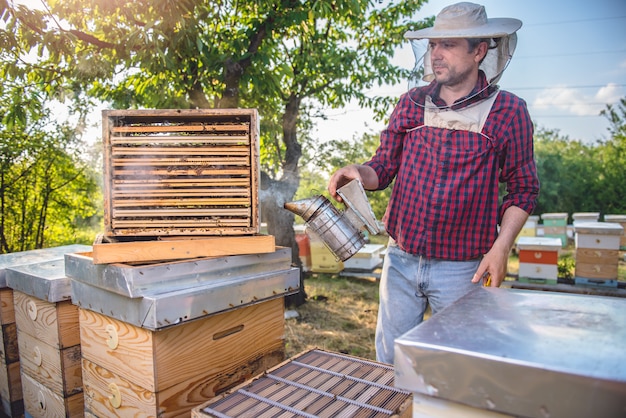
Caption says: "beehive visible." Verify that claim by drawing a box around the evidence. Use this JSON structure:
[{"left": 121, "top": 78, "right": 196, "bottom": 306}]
[
  {"left": 102, "top": 109, "right": 260, "bottom": 239},
  {"left": 540, "top": 213, "right": 568, "bottom": 248},
  {"left": 516, "top": 237, "right": 562, "bottom": 285},
  {"left": 574, "top": 222, "right": 623, "bottom": 283},
  {"left": 6, "top": 258, "right": 86, "bottom": 418},
  {"left": 66, "top": 249, "right": 298, "bottom": 417},
  {"left": 79, "top": 298, "right": 285, "bottom": 418},
  {"left": 192, "top": 349, "right": 412, "bottom": 418},
  {"left": 0, "top": 244, "right": 90, "bottom": 417}
]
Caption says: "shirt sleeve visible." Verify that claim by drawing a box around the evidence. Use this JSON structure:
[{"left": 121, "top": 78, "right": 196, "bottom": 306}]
[
  {"left": 498, "top": 97, "right": 540, "bottom": 222},
  {"left": 364, "top": 93, "right": 416, "bottom": 190}
]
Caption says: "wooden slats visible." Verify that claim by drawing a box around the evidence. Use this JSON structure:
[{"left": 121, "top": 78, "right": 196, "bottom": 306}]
[
  {"left": 111, "top": 123, "right": 249, "bottom": 133},
  {"left": 110, "top": 134, "right": 250, "bottom": 143},
  {"left": 111, "top": 157, "right": 250, "bottom": 167},
  {"left": 103, "top": 109, "right": 259, "bottom": 237},
  {"left": 112, "top": 198, "right": 251, "bottom": 208},
  {"left": 112, "top": 178, "right": 250, "bottom": 188},
  {"left": 112, "top": 168, "right": 250, "bottom": 176},
  {"left": 113, "top": 208, "right": 251, "bottom": 217},
  {"left": 111, "top": 219, "right": 251, "bottom": 228},
  {"left": 192, "top": 349, "right": 412, "bottom": 418},
  {"left": 111, "top": 146, "right": 251, "bottom": 156},
  {"left": 112, "top": 188, "right": 251, "bottom": 198}
]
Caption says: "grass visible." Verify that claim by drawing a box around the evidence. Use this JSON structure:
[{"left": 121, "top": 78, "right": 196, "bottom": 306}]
[{"left": 284, "top": 273, "right": 379, "bottom": 360}]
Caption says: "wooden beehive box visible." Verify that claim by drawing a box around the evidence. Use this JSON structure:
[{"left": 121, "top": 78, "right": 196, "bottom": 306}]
[
  {"left": 516, "top": 237, "right": 562, "bottom": 284},
  {"left": 192, "top": 348, "right": 413, "bottom": 418},
  {"left": 102, "top": 109, "right": 260, "bottom": 239},
  {"left": 13, "top": 291, "right": 83, "bottom": 417},
  {"left": 79, "top": 297, "right": 285, "bottom": 417},
  {"left": 574, "top": 222, "right": 623, "bottom": 281}
]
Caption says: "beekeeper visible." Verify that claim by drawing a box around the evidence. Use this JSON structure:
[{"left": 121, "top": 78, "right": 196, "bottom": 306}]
[{"left": 328, "top": 2, "right": 540, "bottom": 364}]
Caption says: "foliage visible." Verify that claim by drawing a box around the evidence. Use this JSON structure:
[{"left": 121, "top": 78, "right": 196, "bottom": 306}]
[
  {"left": 557, "top": 254, "right": 575, "bottom": 280},
  {"left": 301, "top": 130, "right": 392, "bottom": 219},
  {"left": 533, "top": 100, "right": 626, "bottom": 218},
  {"left": 0, "top": 82, "right": 101, "bottom": 252}
]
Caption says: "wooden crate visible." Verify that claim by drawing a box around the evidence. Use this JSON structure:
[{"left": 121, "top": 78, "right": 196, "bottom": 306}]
[
  {"left": 80, "top": 297, "right": 285, "bottom": 417},
  {"left": 103, "top": 109, "right": 260, "bottom": 239},
  {"left": 192, "top": 349, "right": 413, "bottom": 418},
  {"left": 13, "top": 291, "right": 83, "bottom": 417}
]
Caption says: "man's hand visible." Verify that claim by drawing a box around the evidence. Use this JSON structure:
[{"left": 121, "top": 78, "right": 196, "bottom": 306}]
[
  {"left": 471, "top": 244, "right": 510, "bottom": 287},
  {"left": 328, "top": 164, "right": 378, "bottom": 202}
]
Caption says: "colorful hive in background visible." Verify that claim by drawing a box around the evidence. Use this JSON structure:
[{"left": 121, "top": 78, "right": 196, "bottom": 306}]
[
  {"left": 574, "top": 222, "right": 623, "bottom": 285},
  {"left": 517, "top": 236, "right": 562, "bottom": 285},
  {"left": 541, "top": 212, "right": 568, "bottom": 248}
]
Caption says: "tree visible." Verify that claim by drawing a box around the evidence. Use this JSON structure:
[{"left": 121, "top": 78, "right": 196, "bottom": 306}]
[
  {"left": 3, "top": 0, "right": 428, "bottom": 303},
  {"left": 0, "top": 82, "right": 100, "bottom": 252},
  {"left": 597, "top": 98, "right": 626, "bottom": 214}
]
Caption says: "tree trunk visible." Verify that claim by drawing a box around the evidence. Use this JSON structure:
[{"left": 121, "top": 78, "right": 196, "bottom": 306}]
[
  {"left": 259, "top": 93, "right": 306, "bottom": 307},
  {"left": 260, "top": 172, "right": 306, "bottom": 307}
]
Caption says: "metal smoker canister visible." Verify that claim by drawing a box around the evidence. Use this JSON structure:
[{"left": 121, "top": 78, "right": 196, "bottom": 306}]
[{"left": 284, "top": 195, "right": 365, "bottom": 261}]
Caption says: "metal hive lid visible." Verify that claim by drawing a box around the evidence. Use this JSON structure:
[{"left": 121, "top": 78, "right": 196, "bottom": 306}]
[
  {"left": 394, "top": 287, "right": 626, "bottom": 418},
  {"left": 0, "top": 244, "right": 91, "bottom": 288}
]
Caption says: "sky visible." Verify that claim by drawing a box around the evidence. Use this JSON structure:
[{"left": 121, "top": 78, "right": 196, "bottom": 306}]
[{"left": 313, "top": 0, "right": 626, "bottom": 145}]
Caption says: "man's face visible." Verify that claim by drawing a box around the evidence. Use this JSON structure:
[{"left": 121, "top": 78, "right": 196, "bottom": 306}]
[{"left": 428, "top": 38, "right": 482, "bottom": 87}]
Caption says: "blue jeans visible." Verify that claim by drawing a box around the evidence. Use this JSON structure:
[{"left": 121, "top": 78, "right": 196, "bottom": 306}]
[{"left": 375, "top": 239, "right": 481, "bottom": 364}]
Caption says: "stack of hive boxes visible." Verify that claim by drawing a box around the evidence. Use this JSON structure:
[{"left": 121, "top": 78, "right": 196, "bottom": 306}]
[
  {"left": 5, "top": 249, "right": 90, "bottom": 417},
  {"left": 0, "top": 244, "right": 89, "bottom": 417},
  {"left": 574, "top": 222, "right": 623, "bottom": 286},
  {"left": 66, "top": 109, "right": 299, "bottom": 417},
  {"left": 516, "top": 237, "right": 562, "bottom": 285},
  {"left": 541, "top": 212, "right": 569, "bottom": 248}
]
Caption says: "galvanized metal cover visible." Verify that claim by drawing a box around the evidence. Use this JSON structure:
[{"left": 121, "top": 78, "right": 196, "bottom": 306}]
[
  {"left": 0, "top": 244, "right": 91, "bottom": 288},
  {"left": 6, "top": 259, "right": 71, "bottom": 302},
  {"left": 65, "top": 247, "right": 292, "bottom": 298},
  {"left": 68, "top": 248, "right": 298, "bottom": 329},
  {"left": 394, "top": 287, "right": 626, "bottom": 418}
]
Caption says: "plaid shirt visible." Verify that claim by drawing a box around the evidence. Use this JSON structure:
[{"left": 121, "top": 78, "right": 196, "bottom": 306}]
[{"left": 365, "top": 73, "right": 539, "bottom": 260}]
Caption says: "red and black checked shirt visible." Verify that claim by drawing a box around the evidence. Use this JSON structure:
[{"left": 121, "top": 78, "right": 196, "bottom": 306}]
[{"left": 365, "top": 73, "right": 539, "bottom": 260}]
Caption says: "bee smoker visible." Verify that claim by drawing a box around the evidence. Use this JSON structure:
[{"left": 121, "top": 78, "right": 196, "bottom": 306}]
[{"left": 284, "top": 179, "right": 380, "bottom": 261}]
